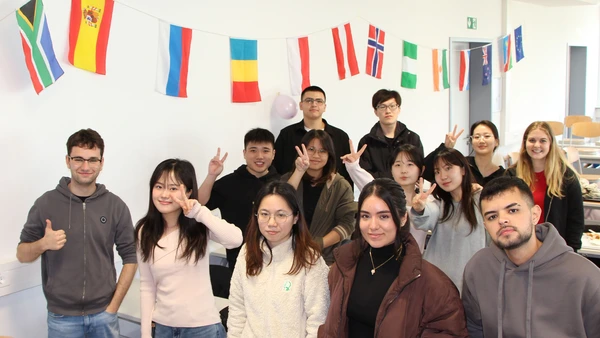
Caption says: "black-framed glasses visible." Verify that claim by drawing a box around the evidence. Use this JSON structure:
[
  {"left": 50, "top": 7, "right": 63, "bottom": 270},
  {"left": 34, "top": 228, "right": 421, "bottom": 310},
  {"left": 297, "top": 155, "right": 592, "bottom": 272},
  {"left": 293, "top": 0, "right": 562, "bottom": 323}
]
[
  {"left": 256, "top": 211, "right": 293, "bottom": 224},
  {"left": 68, "top": 156, "right": 102, "bottom": 166},
  {"left": 376, "top": 103, "right": 400, "bottom": 112},
  {"left": 302, "top": 98, "right": 325, "bottom": 106}
]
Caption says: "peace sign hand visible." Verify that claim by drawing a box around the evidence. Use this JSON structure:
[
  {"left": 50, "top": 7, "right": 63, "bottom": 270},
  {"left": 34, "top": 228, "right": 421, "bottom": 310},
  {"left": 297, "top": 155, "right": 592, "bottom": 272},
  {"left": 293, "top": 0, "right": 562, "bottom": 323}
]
[
  {"left": 411, "top": 178, "right": 437, "bottom": 213},
  {"left": 172, "top": 184, "right": 198, "bottom": 216},
  {"left": 294, "top": 144, "right": 310, "bottom": 173},
  {"left": 444, "top": 125, "right": 464, "bottom": 149},
  {"left": 208, "top": 148, "right": 228, "bottom": 177},
  {"left": 340, "top": 139, "right": 367, "bottom": 164}
]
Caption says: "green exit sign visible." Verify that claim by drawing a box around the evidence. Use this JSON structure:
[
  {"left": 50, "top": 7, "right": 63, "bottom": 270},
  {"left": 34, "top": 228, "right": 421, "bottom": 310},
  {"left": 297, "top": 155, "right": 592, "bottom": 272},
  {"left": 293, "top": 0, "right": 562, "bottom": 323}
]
[{"left": 467, "top": 17, "right": 477, "bottom": 30}]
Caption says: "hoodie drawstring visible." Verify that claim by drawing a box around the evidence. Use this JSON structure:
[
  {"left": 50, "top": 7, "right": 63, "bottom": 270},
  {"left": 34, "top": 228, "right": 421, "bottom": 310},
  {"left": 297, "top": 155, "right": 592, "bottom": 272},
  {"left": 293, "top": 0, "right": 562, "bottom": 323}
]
[
  {"left": 526, "top": 261, "right": 535, "bottom": 338},
  {"left": 68, "top": 195, "right": 72, "bottom": 230},
  {"left": 497, "top": 260, "right": 506, "bottom": 338}
]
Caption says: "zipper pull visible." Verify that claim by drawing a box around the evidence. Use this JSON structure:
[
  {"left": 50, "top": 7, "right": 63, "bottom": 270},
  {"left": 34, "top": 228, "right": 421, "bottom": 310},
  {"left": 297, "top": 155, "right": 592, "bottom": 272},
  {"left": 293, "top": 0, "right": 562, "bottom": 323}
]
[{"left": 83, "top": 202, "right": 86, "bottom": 211}]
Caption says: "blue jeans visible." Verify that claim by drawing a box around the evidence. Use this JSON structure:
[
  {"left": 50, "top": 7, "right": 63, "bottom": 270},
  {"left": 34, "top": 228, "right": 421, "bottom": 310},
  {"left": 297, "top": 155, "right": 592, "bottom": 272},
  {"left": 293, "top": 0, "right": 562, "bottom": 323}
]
[
  {"left": 153, "top": 322, "right": 225, "bottom": 338},
  {"left": 47, "top": 310, "right": 119, "bottom": 338}
]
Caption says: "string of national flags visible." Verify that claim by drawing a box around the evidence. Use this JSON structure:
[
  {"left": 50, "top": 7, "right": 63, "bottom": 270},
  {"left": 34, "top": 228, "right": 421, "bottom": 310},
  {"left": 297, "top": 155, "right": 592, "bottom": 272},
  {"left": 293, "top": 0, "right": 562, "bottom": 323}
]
[{"left": 12, "top": 0, "right": 525, "bottom": 100}]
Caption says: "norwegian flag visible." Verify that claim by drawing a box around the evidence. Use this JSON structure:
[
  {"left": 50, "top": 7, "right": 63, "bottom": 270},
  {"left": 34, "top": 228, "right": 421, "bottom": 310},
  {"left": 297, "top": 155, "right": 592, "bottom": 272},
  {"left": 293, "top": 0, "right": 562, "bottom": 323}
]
[{"left": 365, "top": 25, "right": 385, "bottom": 78}]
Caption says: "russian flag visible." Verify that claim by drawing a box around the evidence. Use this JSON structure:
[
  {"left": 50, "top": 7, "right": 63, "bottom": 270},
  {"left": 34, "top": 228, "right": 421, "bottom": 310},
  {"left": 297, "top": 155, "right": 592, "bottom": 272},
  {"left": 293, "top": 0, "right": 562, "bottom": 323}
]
[
  {"left": 156, "top": 21, "right": 192, "bottom": 98},
  {"left": 459, "top": 50, "right": 470, "bottom": 91}
]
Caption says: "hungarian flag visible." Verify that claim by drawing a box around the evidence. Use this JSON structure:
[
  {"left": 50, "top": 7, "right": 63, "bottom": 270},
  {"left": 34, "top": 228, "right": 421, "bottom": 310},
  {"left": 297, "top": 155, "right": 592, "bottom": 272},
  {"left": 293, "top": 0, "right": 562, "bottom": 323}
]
[
  {"left": 68, "top": 0, "right": 114, "bottom": 74},
  {"left": 331, "top": 23, "right": 359, "bottom": 80},
  {"left": 482, "top": 44, "right": 492, "bottom": 86},
  {"left": 432, "top": 49, "right": 449, "bottom": 91},
  {"left": 287, "top": 36, "right": 310, "bottom": 96},
  {"left": 16, "top": 0, "right": 64, "bottom": 94},
  {"left": 365, "top": 25, "right": 385, "bottom": 79},
  {"left": 401, "top": 40, "right": 417, "bottom": 89},
  {"left": 502, "top": 34, "right": 513, "bottom": 72},
  {"left": 156, "top": 21, "right": 192, "bottom": 98},
  {"left": 230, "top": 38, "right": 261, "bottom": 103},
  {"left": 459, "top": 50, "right": 470, "bottom": 91}
]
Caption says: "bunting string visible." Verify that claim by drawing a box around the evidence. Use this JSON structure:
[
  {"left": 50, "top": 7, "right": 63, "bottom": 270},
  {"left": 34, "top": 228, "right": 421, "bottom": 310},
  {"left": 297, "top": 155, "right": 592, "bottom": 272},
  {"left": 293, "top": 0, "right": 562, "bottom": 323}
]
[{"left": 0, "top": 0, "right": 514, "bottom": 52}]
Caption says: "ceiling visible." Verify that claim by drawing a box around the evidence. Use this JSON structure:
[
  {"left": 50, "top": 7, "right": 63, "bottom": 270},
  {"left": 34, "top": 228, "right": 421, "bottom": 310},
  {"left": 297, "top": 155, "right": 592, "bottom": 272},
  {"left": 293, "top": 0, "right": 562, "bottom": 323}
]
[{"left": 514, "top": 0, "right": 600, "bottom": 6}]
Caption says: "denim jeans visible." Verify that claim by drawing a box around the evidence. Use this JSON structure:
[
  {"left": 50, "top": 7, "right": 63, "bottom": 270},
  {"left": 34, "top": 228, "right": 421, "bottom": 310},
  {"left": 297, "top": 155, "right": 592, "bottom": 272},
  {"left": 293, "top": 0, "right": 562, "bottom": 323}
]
[
  {"left": 153, "top": 322, "right": 226, "bottom": 338},
  {"left": 47, "top": 310, "right": 119, "bottom": 338}
]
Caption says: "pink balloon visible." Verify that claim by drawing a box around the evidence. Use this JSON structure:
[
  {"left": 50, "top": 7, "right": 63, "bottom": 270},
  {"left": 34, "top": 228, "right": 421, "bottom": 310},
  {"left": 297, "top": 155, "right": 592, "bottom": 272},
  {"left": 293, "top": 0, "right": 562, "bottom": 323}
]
[{"left": 271, "top": 94, "right": 297, "bottom": 119}]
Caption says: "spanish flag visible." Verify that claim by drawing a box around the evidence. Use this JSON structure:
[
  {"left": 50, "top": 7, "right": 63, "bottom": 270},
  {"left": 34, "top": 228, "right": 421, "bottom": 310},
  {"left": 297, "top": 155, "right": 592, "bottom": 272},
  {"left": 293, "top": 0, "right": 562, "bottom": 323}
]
[
  {"left": 230, "top": 38, "right": 261, "bottom": 103},
  {"left": 68, "top": 0, "right": 114, "bottom": 74}
]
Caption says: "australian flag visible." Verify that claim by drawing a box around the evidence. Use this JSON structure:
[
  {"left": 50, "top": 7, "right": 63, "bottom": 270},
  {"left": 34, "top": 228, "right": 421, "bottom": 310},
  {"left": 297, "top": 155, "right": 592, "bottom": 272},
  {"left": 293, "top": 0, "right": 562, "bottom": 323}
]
[
  {"left": 515, "top": 26, "right": 525, "bottom": 62},
  {"left": 366, "top": 25, "right": 385, "bottom": 79},
  {"left": 482, "top": 44, "right": 492, "bottom": 86}
]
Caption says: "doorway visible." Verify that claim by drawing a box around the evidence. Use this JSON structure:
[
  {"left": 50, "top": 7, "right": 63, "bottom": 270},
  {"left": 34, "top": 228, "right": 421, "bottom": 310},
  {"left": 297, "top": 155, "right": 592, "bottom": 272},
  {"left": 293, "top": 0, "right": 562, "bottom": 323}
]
[
  {"left": 449, "top": 38, "right": 493, "bottom": 155},
  {"left": 567, "top": 45, "right": 587, "bottom": 117}
]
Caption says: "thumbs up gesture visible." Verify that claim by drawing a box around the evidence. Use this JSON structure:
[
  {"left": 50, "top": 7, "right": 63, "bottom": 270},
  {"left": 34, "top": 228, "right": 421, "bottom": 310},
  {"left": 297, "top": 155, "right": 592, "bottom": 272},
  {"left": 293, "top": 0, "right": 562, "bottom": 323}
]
[{"left": 43, "top": 219, "right": 66, "bottom": 251}]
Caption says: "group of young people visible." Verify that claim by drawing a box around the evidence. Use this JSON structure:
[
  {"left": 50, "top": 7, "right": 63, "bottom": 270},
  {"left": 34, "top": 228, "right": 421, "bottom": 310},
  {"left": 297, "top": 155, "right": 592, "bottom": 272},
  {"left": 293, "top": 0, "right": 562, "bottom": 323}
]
[{"left": 15, "top": 85, "right": 600, "bottom": 338}]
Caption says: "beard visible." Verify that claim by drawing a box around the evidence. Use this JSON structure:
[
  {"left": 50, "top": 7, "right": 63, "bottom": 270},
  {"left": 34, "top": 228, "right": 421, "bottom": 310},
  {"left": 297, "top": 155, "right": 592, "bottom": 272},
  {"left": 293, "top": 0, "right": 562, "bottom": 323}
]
[{"left": 495, "top": 224, "right": 534, "bottom": 250}]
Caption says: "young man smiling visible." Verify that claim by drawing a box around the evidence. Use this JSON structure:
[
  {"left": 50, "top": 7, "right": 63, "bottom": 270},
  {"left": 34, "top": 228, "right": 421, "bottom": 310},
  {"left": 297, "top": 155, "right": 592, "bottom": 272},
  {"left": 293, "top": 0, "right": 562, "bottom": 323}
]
[
  {"left": 462, "top": 176, "right": 600, "bottom": 338},
  {"left": 358, "top": 89, "right": 423, "bottom": 179},
  {"left": 17, "top": 129, "right": 137, "bottom": 338},
  {"left": 198, "top": 128, "right": 280, "bottom": 270},
  {"left": 274, "top": 85, "right": 352, "bottom": 188}
]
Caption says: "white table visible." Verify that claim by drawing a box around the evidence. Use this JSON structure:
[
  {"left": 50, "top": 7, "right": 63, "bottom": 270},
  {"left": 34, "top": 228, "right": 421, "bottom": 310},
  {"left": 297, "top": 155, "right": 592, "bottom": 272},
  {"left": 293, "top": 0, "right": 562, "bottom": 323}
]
[{"left": 580, "top": 235, "right": 600, "bottom": 259}]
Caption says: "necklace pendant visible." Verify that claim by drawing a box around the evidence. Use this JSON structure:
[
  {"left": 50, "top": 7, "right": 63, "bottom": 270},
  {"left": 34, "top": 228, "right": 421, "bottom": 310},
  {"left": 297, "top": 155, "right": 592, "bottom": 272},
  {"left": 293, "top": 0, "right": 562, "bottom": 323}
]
[{"left": 371, "top": 269, "right": 375, "bottom": 275}]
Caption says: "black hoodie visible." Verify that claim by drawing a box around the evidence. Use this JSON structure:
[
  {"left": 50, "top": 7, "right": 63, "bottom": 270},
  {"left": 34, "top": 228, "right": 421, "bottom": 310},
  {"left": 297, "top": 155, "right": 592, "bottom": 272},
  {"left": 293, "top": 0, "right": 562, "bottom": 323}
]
[
  {"left": 357, "top": 121, "right": 423, "bottom": 179},
  {"left": 206, "top": 165, "right": 280, "bottom": 268}
]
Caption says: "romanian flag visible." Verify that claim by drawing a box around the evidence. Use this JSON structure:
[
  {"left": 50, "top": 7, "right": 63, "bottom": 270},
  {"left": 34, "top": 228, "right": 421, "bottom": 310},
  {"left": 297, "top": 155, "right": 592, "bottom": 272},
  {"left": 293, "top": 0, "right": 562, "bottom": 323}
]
[
  {"left": 68, "top": 0, "right": 114, "bottom": 74},
  {"left": 16, "top": 0, "right": 64, "bottom": 94},
  {"left": 156, "top": 22, "right": 192, "bottom": 98},
  {"left": 230, "top": 38, "right": 261, "bottom": 103}
]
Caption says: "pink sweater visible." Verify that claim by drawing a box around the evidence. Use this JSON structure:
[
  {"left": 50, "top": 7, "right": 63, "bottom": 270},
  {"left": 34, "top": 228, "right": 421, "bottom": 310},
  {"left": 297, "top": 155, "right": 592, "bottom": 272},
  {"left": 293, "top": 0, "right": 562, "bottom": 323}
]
[{"left": 138, "top": 202, "right": 243, "bottom": 338}]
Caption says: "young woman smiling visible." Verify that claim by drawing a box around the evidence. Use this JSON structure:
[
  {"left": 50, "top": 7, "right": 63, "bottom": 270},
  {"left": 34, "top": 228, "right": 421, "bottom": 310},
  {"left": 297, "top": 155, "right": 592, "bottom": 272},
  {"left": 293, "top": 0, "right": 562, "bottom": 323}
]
[
  {"left": 411, "top": 149, "right": 488, "bottom": 293},
  {"left": 342, "top": 142, "right": 429, "bottom": 252},
  {"left": 284, "top": 130, "right": 357, "bottom": 265},
  {"left": 506, "top": 121, "right": 584, "bottom": 252},
  {"left": 319, "top": 179, "right": 468, "bottom": 338}
]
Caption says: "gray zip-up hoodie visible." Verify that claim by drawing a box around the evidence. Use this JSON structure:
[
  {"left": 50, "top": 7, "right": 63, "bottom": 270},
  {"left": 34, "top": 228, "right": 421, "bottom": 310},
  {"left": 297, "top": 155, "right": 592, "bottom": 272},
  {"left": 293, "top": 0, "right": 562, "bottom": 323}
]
[
  {"left": 462, "top": 223, "right": 600, "bottom": 338},
  {"left": 19, "top": 177, "right": 137, "bottom": 316}
]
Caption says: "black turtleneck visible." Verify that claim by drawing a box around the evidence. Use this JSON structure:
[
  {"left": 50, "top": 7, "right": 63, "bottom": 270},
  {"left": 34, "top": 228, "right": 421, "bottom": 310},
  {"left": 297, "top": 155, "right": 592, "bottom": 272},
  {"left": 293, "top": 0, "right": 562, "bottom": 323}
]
[{"left": 347, "top": 244, "right": 401, "bottom": 338}]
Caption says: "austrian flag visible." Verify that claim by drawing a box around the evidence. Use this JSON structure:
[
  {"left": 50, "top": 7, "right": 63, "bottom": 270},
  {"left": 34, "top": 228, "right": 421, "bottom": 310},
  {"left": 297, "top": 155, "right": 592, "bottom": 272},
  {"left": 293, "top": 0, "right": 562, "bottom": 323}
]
[
  {"left": 331, "top": 23, "right": 359, "bottom": 80},
  {"left": 287, "top": 36, "right": 310, "bottom": 96},
  {"left": 365, "top": 25, "right": 385, "bottom": 79}
]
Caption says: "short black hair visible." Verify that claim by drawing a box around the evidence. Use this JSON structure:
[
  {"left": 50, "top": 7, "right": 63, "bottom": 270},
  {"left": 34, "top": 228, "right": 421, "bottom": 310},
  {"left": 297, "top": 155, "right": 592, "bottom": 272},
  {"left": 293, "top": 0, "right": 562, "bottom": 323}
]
[
  {"left": 479, "top": 176, "right": 535, "bottom": 211},
  {"left": 372, "top": 89, "right": 402, "bottom": 109},
  {"left": 244, "top": 128, "right": 275, "bottom": 149},
  {"left": 300, "top": 86, "right": 326, "bottom": 101}
]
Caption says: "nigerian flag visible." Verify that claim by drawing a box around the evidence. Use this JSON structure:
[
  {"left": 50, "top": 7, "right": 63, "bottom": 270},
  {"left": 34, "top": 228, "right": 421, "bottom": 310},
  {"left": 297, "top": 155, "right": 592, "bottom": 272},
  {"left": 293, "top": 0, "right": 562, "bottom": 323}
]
[{"left": 401, "top": 40, "right": 417, "bottom": 89}]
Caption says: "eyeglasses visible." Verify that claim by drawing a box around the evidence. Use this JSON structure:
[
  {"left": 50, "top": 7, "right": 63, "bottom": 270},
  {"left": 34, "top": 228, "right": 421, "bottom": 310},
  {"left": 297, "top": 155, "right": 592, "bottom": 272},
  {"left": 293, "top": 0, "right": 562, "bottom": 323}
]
[
  {"left": 302, "top": 98, "right": 325, "bottom": 106},
  {"left": 256, "top": 211, "right": 293, "bottom": 224},
  {"left": 470, "top": 134, "right": 494, "bottom": 141},
  {"left": 68, "top": 156, "right": 102, "bottom": 166},
  {"left": 376, "top": 104, "right": 400, "bottom": 112},
  {"left": 306, "top": 146, "right": 328, "bottom": 156}
]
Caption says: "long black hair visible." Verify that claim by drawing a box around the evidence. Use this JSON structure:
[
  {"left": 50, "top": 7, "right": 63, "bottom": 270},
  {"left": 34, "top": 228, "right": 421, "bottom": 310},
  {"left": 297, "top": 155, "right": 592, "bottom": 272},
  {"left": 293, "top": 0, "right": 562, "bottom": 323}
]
[{"left": 135, "top": 159, "right": 208, "bottom": 264}]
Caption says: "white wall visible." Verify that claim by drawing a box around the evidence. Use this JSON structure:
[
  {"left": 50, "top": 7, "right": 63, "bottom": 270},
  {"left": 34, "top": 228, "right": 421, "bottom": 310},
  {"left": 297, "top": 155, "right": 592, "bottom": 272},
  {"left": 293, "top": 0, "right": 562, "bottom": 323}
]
[
  {"left": 505, "top": 0, "right": 600, "bottom": 147},
  {"left": 0, "top": 0, "right": 595, "bottom": 336}
]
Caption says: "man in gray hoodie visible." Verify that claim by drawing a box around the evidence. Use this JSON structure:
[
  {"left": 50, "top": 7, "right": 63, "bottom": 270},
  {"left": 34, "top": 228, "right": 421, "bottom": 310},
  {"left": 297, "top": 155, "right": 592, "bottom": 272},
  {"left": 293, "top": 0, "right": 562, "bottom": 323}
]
[
  {"left": 16, "top": 129, "right": 137, "bottom": 338},
  {"left": 462, "top": 176, "right": 600, "bottom": 338}
]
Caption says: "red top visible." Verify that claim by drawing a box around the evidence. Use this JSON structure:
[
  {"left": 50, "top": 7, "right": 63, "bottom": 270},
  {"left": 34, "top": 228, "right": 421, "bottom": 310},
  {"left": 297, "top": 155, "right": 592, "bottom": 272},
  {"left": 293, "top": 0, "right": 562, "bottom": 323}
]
[{"left": 532, "top": 171, "right": 547, "bottom": 223}]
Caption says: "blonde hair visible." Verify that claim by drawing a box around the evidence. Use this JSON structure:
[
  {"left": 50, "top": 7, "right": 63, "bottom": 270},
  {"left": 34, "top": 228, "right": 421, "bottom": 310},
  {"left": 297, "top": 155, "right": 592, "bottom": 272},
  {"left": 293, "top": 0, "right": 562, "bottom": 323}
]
[{"left": 514, "top": 121, "right": 578, "bottom": 198}]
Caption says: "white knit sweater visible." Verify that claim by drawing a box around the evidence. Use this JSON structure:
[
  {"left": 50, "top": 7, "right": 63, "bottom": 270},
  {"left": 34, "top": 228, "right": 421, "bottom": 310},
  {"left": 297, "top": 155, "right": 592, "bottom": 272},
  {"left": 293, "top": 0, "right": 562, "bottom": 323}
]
[
  {"left": 228, "top": 236, "right": 330, "bottom": 338},
  {"left": 137, "top": 202, "right": 243, "bottom": 338}
]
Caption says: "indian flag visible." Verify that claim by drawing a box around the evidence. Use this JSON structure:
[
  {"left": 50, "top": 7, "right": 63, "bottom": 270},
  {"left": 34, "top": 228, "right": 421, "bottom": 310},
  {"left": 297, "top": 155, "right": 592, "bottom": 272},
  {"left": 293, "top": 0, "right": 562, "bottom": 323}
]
[
  {"left": 401, "top": 40, "right": 417, "bottom": 89},
  {"left": 432, "top": 49, "right": 449, "bottom": 91}
]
